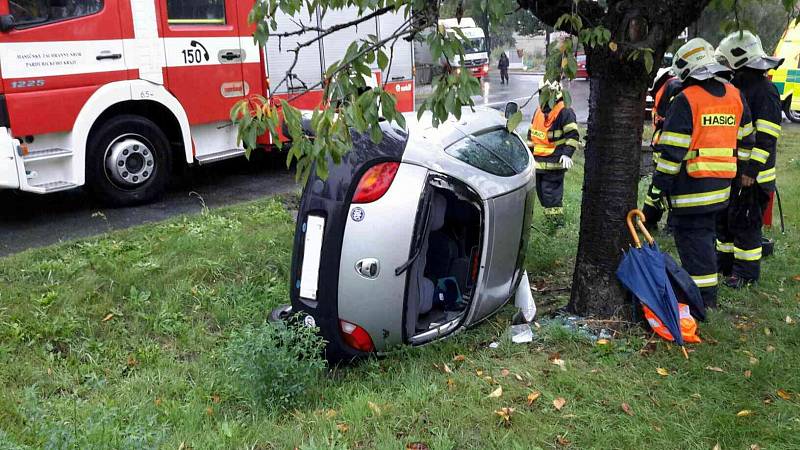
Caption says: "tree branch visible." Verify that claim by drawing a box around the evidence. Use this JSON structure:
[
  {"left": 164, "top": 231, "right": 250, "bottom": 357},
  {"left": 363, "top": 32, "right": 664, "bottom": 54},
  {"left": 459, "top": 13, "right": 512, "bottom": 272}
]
[{"left": 515, "top": 0, "right": 604, "bottom": 28}]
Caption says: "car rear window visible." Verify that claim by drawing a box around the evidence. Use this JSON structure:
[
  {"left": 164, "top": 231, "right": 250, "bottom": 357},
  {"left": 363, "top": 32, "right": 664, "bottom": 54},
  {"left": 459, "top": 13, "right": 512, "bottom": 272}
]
[{"left": 445, "top": 128, "right": 530, "bottom": 177}]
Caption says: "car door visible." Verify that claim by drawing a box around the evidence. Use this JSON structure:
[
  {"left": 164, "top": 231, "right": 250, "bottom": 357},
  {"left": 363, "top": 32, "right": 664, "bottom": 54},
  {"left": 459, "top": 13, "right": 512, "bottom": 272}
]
[
  {"left": 158, "top": 0, "right": 245, "bottom": 126},
  {"left": 0, "top": 0, "right": 127, "bottom": 137}
]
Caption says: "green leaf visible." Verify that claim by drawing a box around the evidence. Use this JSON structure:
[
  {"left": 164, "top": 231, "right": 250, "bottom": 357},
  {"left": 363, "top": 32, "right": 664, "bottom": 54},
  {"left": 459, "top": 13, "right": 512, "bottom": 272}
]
[
  {"left": 506, "top": 110, "right": 523, "bottom": 132},
  {"left": 643, "top": 51, "right": 654, "bottom": 74},
  {"left": 377, "top": 49, "right": 389, "bottom": 71}
]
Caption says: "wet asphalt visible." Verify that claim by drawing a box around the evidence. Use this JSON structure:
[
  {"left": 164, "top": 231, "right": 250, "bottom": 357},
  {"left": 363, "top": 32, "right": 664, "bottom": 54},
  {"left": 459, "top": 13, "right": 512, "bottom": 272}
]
[{"left": 0, "top": 73, "right": 590, "bottom": 256}]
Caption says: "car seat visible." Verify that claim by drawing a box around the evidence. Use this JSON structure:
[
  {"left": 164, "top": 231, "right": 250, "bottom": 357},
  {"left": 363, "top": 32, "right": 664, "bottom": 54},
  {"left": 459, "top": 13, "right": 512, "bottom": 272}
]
[{"left": 406, "top": 193, "right": 447, "bottom": 336}]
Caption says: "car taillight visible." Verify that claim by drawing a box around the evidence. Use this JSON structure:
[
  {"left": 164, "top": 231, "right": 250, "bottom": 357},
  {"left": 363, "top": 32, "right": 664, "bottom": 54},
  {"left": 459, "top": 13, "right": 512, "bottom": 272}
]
[
  {"left": 339, "top": 320, "right": 375, "bottom": 352},
  {"left": 352, "top": 162, "right": 399, "bottom": 203},
  {"left": 482, "top": 64, "right": 489, "bottom": 73}
]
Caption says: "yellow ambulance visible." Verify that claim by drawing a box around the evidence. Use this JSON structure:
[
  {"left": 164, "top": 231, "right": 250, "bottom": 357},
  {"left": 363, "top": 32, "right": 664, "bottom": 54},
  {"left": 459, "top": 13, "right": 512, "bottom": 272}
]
[{"left": 772, "top": 22, "right": 800, "bottom": 122}]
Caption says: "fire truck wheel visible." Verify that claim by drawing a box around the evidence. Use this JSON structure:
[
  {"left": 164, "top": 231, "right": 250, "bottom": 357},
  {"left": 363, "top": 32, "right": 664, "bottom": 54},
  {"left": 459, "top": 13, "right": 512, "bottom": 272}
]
[{"left": 87, "top": 115, "right": 173, "bottom": 206}]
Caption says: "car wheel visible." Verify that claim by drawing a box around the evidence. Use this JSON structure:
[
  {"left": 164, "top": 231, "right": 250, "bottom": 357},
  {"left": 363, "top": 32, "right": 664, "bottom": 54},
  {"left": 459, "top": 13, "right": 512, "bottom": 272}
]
[
  {"left": 783, "top": 99, "right": 800, "bottom": 123},
  {"left": 269, "top": 304, "right": 293, "bottom": 323},
  {"left": 87, "top": 115, "right": 172, "bottom": 206}
]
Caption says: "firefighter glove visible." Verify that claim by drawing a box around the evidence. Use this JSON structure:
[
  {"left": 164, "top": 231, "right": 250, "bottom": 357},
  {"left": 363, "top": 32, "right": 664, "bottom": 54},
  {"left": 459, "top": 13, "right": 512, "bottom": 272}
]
[{"left": 559, "top": 155, "right": 574, "bottom": 170}]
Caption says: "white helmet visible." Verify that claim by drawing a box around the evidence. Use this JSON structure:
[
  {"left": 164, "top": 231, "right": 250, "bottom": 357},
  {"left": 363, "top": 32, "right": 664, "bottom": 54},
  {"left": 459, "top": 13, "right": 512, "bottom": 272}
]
[
  {"left": 541, "top": 79, "right": 563, "bottom": 100},
  {"left": 650, "top": 67, "right": 674, "bottom": 91},
  {"left": 672, "top": 38, "right": 732, "bottom": 82},
  {"left": 716, "top": 31, "right": 784, "bottom": 71}
]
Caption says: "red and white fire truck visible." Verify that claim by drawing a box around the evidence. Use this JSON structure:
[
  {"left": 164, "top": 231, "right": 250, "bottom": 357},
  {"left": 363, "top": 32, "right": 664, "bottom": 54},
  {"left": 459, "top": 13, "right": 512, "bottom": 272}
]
[{"left": 0, "top": 0, "right": 414, "bottom": 205}]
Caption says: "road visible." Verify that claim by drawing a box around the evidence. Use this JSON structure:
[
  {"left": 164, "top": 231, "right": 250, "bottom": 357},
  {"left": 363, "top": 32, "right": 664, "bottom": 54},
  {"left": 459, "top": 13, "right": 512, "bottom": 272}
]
[{"left": 0, "top": 73, "right": 591, "bottom": 256}]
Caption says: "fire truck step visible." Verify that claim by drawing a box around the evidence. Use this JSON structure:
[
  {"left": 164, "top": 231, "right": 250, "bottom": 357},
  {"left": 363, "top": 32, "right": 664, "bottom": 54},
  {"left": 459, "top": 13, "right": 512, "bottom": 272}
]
[
  {"left": 195, "top": 148, "right": 246, "bottom": 165},
  {"left": 28, "top": 180, "right": 78, "bottom": 193},
  {"left": 23, "top": 148, "right": 72, "bottom": 163}
]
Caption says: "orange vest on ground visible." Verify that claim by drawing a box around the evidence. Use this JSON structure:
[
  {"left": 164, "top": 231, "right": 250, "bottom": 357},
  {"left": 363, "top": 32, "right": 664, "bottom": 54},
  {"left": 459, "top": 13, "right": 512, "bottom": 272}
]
[
  {"left": 529, "top": 102, "right": 566, "bottom": 157},
  {"left": 682, "top": 84, "right": 742, "bottom": 179},
  {"left": 643, "top": 303, "right": 702, "bottom": 344}
]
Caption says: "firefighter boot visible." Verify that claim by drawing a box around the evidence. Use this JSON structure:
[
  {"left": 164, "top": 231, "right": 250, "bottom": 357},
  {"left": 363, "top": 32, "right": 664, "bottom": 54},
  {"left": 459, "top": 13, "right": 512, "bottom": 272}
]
[{"left": 544, "top": 207, "right": 565, "bottom": 230}]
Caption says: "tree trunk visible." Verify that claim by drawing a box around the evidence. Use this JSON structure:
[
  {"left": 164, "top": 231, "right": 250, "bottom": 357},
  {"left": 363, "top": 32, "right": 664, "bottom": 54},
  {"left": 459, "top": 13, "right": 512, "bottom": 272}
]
[{"left": 568, "top": 56, "right": 648, "bottom": 319}]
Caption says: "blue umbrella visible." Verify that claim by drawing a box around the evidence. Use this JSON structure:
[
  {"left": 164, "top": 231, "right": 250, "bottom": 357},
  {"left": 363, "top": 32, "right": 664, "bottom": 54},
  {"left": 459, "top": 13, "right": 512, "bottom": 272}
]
[{"left": 617, "top": 210, "right": 688, "bottom": 356}]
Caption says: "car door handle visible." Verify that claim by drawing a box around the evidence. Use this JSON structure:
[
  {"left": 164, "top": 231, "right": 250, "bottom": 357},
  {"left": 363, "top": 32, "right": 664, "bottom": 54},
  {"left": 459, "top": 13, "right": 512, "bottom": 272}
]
[
  {"left": 96, "top": 53, "right": 122, "bottom": 61},
  {"left": 220, "top": 51, "right": 241, "bottom": 61}
]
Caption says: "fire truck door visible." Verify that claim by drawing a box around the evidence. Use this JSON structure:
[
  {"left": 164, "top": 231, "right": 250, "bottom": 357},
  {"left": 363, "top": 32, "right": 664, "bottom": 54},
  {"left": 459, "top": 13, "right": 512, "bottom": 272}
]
[
  {"left": 158, "top": 0, "right": 245, "bottom": 126},
  {"left": 0, "top": 0, "right": 128, "bottom": 137}
]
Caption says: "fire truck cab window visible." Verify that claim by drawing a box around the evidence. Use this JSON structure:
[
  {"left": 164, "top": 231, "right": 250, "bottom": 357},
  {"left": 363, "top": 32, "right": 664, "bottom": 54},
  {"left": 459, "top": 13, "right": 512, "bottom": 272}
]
[
  {"left": 167, "top": 0, "right": 226, "bottom": 25},
  {"left": 10, "top": 0, "right": 103, "bottom": 26}
]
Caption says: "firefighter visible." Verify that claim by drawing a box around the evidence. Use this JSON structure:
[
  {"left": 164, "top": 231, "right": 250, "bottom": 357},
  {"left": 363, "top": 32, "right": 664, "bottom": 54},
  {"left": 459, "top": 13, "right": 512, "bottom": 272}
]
[
  {"left": 527, "top": 81, "right": 580, "bottom": 229},
  {"left": 652, "top": 38, "right": 754, "bottom": 309},
  {"left": 643, "top": 68, "right": 684, "bottom": 228},
  {"left": 715, "top": 31, "right": 784, "bottom": 288}
]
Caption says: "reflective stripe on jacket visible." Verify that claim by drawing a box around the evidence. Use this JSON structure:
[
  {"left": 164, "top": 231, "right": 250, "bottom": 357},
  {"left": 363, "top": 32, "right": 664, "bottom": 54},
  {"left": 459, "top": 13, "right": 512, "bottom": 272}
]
[
  {"left": 527, "top": 100, "right": 580, "bottom": 171},
  {"left": 652, "top": 79, "right": 754, "bottom": 215}
]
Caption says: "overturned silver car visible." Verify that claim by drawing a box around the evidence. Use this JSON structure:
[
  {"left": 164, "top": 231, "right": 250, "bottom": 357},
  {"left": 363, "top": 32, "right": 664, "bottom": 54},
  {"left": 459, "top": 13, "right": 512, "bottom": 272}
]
[{"left": 281, "top": 106, "right": 536, "bottom": 361}]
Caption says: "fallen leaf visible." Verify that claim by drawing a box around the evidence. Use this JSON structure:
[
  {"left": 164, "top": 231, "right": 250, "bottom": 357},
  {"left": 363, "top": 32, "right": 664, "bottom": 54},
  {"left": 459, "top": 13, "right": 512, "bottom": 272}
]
[
  {"left": 705, "top": 366, "right": 725, "bottom": 373},
  {"left": 766, "top": 345, "right": 776, "bottom": 353},
  {"left": 325, "top": 409, "right": 337, "bottom": 419},
  {"left": 556, "top": 434, "right": 571, "bottom": 446},
  {"left": 621, "top": 402, "right": 634, "bottom": 416},
  {"left": 763, "top": 397, "right": 773, "bottom": 405},
  {"left": 494, "top": 407, "right": 515, "bottom": 426},
  {"left": 786, "top": 316, "right": 795, "bottom": 324},
  {"left": 777, "top": 389, "right": 792, "bottom": 401},
  {"left": 154, "top": 397, "right": 162, "bottom": 406},
  {"left": 656, "top": 367, "right": 669, "bottom": 376},
  {"left": 553, "top": 397, "right": 567, "bottom": 411},
  {"left": 548, "top": 352, "right": 561, "bottom": 361},
  {"left": 764, "top": 327, "right": 772, "bottom": 336},
  {"left": 452, "top": 354, "right": 466, "bottom": 362},
  {"left": 488, "top": 386, "right": 503, "bottom": 398},
  {"left": 101, "top": 313, "right": 114, "bottom": 322},
  {"left": 47, "top": 367, "right": 52, "bottom": 376},
  {"left": 442, "top": 363, "right": 453, "bottom": 374},
  {"left": 609, "top": 41, "right": 618, "bottom": 52},
  {"left": 744, "top": 370, "right": 752, "bottom": 378},
  {"left": 750, "top": 357, "right": 759, "bottom": 365},
  {"left": 596, "top": 338, "right": 610, "bottom": 346},
  {"left": 793, "top": 274, "right": 800, "bottom": 282},
  {"left": 500, "top": 368, "right": 510, "bottom": 377},
  {"left": 205, "top": 406, "right": 214, "bottom": 416},
  {"left": 447, "top": 378, "right": 456, "bottom": 390},
  {"left": 527, "top": 391, "right": 542, "bottom": 405},
  {"left": 690, "top": 393, "right": 702, "bottom": 399},
  {"left": 405, "top": 443, "right": 430, "bottom": 450},
  {"left": 484, "top": 376, "right": 495, "bottom": 383},
  {"left": 336, "top": 423, "right": 349, "bottom": 433},
  {"left": 476, "top": 370, "right": 484, "bottom": 377},
  {"left": 750, "top": 445, "right": 761, "bottom": 450},
  {"left": 551, "top": 358, "right": 566, "bottom": 371},
  {"left": 211, "top": 393, "right": 220, "bottom": 404},
  {"left": 514, "top": 374, "right": 523, "bottom": 381},
  {"left": 736, "top": 409, "right": 753, "bottom": 417},
  {"left": 712, "top": 444, "right": 720, "bottom": 450},
  {"left": 127, "top": 356, "right": 138, "bottom": 367},
  {"left": 368, "top": 401, "right": 382, "bottom": 415}
]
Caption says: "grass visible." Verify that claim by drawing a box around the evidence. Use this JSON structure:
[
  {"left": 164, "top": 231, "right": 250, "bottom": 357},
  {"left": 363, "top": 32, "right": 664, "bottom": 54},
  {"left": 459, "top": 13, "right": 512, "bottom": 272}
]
[{"left": 1, "top": 128, "right": 800, "bottom": 449}]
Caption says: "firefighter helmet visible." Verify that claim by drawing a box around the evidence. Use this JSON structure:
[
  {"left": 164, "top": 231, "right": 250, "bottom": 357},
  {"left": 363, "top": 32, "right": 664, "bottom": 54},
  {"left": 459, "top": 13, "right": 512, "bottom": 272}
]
[
  {"left": 716, "top": 31, "right": 784, "bottom": 71},
  {"left": 650, "top": 67, "right": 674, "bottom": 92},
  {"left": 672, "top": 38, "right": 731, "bottom": 82}
]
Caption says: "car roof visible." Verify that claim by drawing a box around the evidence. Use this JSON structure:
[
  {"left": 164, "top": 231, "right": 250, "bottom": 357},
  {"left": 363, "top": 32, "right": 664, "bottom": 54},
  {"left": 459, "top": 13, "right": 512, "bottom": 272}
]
[{"left": 403, "top": 106, "right": 508, "bottom": 150}]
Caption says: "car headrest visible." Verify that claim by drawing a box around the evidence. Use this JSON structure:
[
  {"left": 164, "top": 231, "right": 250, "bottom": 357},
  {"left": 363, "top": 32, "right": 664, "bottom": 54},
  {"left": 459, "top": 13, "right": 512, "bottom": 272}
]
[{"left": 430, "top": 193, "right": 447, "bottom": 231}]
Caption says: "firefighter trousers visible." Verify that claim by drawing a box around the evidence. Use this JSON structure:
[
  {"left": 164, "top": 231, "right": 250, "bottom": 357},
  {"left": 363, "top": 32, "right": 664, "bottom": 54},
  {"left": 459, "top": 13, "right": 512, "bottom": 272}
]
[
  {"left": 536, "top": 170, "right": 565, "bottom": 224},
  {"left": 716, "top": 186, "right": 771, "bottom": 281},
  {"left": 670, "top": 213, "right": 719, "bottom": 309}
]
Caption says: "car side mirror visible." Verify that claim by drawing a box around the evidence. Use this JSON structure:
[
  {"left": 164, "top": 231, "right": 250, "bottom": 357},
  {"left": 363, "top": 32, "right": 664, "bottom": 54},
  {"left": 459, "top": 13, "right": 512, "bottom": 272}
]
[
  {"left": 504, "top": 102, "right": 519, "bottom": 119},
  {"left": 0, "top": 15, "right": 14, "bottom": 32}
]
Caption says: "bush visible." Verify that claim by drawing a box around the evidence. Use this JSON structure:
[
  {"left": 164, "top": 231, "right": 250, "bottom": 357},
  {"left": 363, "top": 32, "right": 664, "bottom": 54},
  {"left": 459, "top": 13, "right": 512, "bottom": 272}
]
[{"left": 227, "top": 316, "right": 327, "bottom": 410}]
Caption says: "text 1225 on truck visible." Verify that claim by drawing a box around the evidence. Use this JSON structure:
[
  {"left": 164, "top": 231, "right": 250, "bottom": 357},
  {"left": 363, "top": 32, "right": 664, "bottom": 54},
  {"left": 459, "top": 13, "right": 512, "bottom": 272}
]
[
  {"left": 0, "top": 0, "right": 414, "bottom": 206},
  {"left": 438, "top": 18, "right": 488, "bottom": 82}
]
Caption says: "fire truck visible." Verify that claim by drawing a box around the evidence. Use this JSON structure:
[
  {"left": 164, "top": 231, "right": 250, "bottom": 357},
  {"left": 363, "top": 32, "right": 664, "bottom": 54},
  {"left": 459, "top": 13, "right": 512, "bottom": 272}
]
[{"left": 0, "top": 0, "right": 414, "bottom": 205}]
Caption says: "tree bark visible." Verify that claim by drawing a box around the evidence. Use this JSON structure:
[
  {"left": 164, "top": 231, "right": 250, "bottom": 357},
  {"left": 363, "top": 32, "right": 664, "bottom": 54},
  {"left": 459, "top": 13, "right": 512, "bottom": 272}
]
[{"left": 569, "top": 72, "right": 645, "bottom": 318}]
